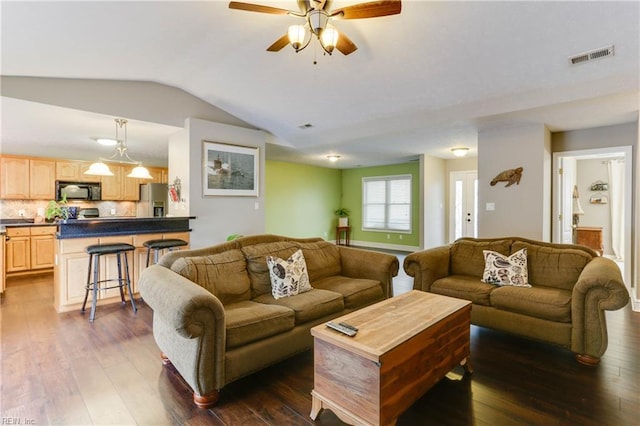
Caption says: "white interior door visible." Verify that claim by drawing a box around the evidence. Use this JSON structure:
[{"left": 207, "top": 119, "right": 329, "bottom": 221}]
[
  {"left": 450, "top": 171, "right": 478, "bottom": 241},
  {"left": 559, "top": 157, "right": 577, "bottom": 244}
]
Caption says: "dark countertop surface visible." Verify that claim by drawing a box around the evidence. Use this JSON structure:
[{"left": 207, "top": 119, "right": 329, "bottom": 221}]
[
  {"left": 1, "top": 216, "right": 196, "bottom": 238},
  {"left": 56, "top": 216, "right": 196, "bottom": 239}
]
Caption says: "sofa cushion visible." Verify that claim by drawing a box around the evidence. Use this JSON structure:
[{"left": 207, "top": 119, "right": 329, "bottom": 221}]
[
  {"left": 225, "top": 300, "right": 295, "bottom": 349},
  {"left": 431, "top": 275, "right": 495, "bottom": 306},
  {"left": 312, "top": 275, "right": 384, "bottom": 309},
  {"left": 242, "top": 242, "right": 298, "bottom": 297},
  {"left": 512, "top": 241, "right": 592, "bottom": 290},
  {"left": 253, "top": 288, "right": 344, "bottom": 324},
  {"left": 490, "top": 285, "right": 572, "bottom": 323},
  {"left": 267, "top": 249, "right": 312, "bottom": 299},
  {"left": 450, "top": 239, "right": 512, "bottom": 277},
  {"left": 294, "top": 241, "right": 342, "bottom": 282},
  {"left": 169, "top": 249, "right": 251, "bottom": 305},
  {"left": 481, "top": 248, "right": 530, "bottom": 287}
]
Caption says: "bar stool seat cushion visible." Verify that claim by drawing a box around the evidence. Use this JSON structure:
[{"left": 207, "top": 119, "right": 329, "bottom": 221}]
[
  {"left": 144, "top": 239, "right": 188, "bottom": 250},
  {"left": 86, "top": 243, "right": 135, "bottom": 255}
]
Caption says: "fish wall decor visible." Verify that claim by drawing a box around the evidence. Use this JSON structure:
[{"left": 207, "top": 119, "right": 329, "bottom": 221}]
[{"left": 490, "top": 167, "right": 523, "bottom": 187}]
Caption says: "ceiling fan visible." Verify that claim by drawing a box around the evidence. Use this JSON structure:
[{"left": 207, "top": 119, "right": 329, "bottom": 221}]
[{"left": 228, "top": 0, "right": 402, "bottom": 56}]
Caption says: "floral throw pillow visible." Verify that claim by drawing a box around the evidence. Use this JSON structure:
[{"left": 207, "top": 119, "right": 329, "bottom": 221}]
[
  {"left": 266, "top": 249, "right": 312, "bottom": 299},
  {"left": 481, "top": 248, "right": 531, "bottom": 287}
]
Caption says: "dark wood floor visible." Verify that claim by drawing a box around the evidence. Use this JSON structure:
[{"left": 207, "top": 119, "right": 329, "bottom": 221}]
[{"left": 1, "top": 272, "right": 638, "bottom": 425}]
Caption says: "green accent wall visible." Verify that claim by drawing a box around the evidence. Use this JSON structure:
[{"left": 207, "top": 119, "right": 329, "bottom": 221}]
[
  {"left": 265, "top": 161, "right": 342, "bottom": 239},
  {"left": 341, "top": 163, "right": 421, "bottom": 247},
  {"left": 266, "top": 160, "right": 420, "bottom": 248}
]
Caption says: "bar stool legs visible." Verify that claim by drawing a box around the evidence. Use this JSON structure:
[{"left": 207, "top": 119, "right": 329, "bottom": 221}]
[{"left": 82, "top": 243, "right": 137, "bottom": 322}]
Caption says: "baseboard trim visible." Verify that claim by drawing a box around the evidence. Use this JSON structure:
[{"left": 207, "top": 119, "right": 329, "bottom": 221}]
[{"left": 347, "top": 240, "right": 419, "bottom": 253}]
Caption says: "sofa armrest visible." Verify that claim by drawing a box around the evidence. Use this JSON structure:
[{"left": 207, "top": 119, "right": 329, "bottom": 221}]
[
  {"left": 337, "top": 246, "right": 399, "bottom": 298},
  {"left": 139, "top": 264, "right": 226, "bottom": 339},
  {"left": 570, "top": 256, "right": 629, "bottom": 359},
  {"left": 403, "top": 245, "right": 451, "bottom": 292}
]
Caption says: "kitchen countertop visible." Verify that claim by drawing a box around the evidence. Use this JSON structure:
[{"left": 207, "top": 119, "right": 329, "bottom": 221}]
[
  {"left": 1, "top": 216, "right": 196, "bottom": 237},
  {"left": 56, "top": 216, "right": 196, "bottom": 239}
]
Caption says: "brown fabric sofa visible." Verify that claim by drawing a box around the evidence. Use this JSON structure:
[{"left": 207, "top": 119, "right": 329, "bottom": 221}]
[
  {"left": 139, "top": 234, "right": 399, "bottom": 408},
  {"left": 403, "top": 237, "right": 629, "bottom": 365}
]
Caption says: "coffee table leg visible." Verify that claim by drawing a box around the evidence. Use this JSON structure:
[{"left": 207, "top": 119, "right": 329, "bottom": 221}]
[
  {"left": 310, "top": 393, "right": 323, "bottom": 420},
  {"left": 460, "top": 356, "right": 473, "bottom": 374}
]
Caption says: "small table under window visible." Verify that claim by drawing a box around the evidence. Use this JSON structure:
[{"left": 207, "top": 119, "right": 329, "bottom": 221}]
[{"left": 336, "top": 226, "right": 350, "bottom": 246}]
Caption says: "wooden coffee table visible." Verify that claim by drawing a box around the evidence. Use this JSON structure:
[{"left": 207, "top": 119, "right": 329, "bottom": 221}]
[{"left": 310, "top": 290, "right": 472, "bottom": 426}]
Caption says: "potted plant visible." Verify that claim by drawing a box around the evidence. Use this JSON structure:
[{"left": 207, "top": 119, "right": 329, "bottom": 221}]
[
  {"left": 45, "top": 194, "right": 70, "bottom": 222},
  {"left": 334, "top": 207, "right": 350, "bottom": 227}
]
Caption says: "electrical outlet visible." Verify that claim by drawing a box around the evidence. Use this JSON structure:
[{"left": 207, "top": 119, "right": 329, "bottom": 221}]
[
  {"left": 18, "top": 209, "right": 25, "bottom": 217},
  {"left": 110, "top": 208, "right": 116, "bottom": 215},
  {"left": 399, "top": 235, "right": 403, "bottom": 240},
  {"left": 386, "top": 234, "right": 390, "bottom": 239}
]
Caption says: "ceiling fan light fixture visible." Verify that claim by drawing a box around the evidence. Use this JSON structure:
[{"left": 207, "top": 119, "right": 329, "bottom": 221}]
[
  {"left": 451, "top": 147, "right": 469, "bottom": 157},
  {"left": 288, "top": 24, "right": 306, "bottom": 50},
  {"left": 308, "top": 9, "right": 329, "bottom": 36},
  {"left": 321, "top": 25, "right": 339, "bottom": 53}
]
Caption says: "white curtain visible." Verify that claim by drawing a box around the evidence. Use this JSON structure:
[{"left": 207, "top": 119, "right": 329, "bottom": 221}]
[{"left": 607, "top": 159, "right": 624, "bottom": 259}]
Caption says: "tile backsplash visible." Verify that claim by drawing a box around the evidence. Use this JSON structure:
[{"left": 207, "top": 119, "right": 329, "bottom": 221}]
[{"left": 1, "top": 200, "right": 137, "bottom": 219}]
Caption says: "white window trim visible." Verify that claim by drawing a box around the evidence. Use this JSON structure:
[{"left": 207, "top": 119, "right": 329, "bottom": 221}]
[{"left": 362, "top": 174, "right": 412, "bottom": 233}]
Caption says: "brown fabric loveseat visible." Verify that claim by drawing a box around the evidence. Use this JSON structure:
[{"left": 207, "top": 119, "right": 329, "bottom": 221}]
[
  {"left": 139, "top": 234, "right": 399, "bottom": 408},
  {"left": 403, "top": 237, "right": 629, "bottom": 365}
]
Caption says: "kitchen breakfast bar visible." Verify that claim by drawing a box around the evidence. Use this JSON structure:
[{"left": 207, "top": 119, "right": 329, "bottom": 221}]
[{"left": 54, "top": 216, "right": 194, "bottom": 313}]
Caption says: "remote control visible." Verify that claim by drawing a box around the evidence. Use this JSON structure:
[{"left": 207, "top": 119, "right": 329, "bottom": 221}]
[
  {"left": 338, "top": 322, "right": 358, "bottom": 332},
  {"left": 326, "top": 321, "right": 357, "bottom": 337}
]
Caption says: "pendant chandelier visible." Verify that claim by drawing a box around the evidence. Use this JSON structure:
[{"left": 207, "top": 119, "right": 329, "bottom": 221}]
[{"left": 85, "top": 118, "right": 153, "bottom": 179}]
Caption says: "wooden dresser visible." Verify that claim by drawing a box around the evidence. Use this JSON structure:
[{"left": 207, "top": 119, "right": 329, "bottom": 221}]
[{"left": 576, "top": 226, "right": 603, "bottom": 255}]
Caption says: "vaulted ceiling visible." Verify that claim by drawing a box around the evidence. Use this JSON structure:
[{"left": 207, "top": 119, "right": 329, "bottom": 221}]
[{"left": 1, "top": 1, "right": 638, "bottom": 168}]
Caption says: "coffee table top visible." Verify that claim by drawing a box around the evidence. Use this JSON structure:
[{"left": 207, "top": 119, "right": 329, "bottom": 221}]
[{"left": 311, "top": 290, "right": 471, "bottom": 361}]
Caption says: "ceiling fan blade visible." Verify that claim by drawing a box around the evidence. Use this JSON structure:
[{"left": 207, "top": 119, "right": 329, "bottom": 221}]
[
  {"left": 335, "top": 31, "right": 358, "bottom": 55},
  {"left": 229, "top": 1, "right": 292, "bottom": 15},
  {"left": 267, "top": 34, "right": 290, "bottom": 52},
  {"left": 331, "top": 0, "right": 401, "bottom": 20}
]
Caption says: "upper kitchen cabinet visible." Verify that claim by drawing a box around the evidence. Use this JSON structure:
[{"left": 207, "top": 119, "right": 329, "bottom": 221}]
[
  {"left": 1, "top": 156, "right": 55, "bottom": 199},
  {"left": 56, "top": 160, "right": 99, "bottom": 183},
  {"left": 101, "top": 164, "right": 148, "bottom": 201}
]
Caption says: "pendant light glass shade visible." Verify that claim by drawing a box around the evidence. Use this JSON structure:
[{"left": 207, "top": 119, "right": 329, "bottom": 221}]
[
  {"left": 288, "top": 25, "right": 306, "bottom": 50},
  {"left": 127, "top": 165, "right": 153, "bottom": 179},
  {"left": 321, "top": 26, "right": 339, "bottom": 53},
  {"left": 85, "top": 161, "right": 114, "bottom": 176}
]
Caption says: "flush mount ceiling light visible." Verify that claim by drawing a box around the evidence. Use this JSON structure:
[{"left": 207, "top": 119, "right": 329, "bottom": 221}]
[
  {"left": 451, "top": 147, "right": 469, "bottom": 157},
  {"left": 85, "top": 118, "right": 153, "bottom": 179},
  {"left": 229, "top": 1, "right": 402, "bottom": 59},
  {"left": 326, "top": 155, "right": 340, "bottom": 162}
]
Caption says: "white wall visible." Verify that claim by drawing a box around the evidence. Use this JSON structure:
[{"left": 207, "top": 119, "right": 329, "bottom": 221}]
[
  {"left": 478, "top": 124, "right": 551, "bottom": 240},
  {"left": 422, "top": 155, "right": 446, "bottom": 248},
  {"left": 184, "top": 118, "right": 267, "bottom": 249}
]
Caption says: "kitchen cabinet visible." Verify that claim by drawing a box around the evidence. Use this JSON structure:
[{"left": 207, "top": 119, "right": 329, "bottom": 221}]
[
  {"left": 54, "top": 230, "right": 189, "bottom": 312},
  {"left": 101, "top": 164, "right": 148, "bottom": 201},
  {"left": 5, "top": 226, "right": 56, "bottom": 273},
  {"left": 0, "top": 156, "right": 55, "bottom": 199},
  {"left": 55, "top": 160, "right": 98, "bottom": 182}
]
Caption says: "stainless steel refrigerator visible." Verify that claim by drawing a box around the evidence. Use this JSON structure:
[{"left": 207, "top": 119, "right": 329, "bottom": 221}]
[{"left": 137, "top": 183, "right": 168, "bottom": 217}]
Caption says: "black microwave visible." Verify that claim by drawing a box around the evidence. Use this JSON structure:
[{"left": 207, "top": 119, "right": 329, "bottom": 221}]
[{"left": 56, "top": 181, "right": 101, "bottom": 201}]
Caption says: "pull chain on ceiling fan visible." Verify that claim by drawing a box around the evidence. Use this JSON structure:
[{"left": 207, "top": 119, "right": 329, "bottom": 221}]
[{"left": 229, "top": 0, "right": 402, "bottom": 57}]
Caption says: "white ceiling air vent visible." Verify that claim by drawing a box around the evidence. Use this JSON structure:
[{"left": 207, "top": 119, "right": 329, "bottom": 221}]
[{"left": 569, "top": 45, "right": 614, "bottom": 66}]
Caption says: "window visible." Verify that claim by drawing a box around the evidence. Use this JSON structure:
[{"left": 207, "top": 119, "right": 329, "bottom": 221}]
[{"left": 362, "top": 175, "right": 412, "bottom": 232}]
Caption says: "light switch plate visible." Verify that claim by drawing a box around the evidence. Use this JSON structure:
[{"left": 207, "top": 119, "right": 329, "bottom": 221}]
[{"left": 486, "top": 202, "right": 495, "bottom": 211}]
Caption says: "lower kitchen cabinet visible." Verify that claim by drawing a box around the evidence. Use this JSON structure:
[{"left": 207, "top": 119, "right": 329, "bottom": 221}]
[
  {"left": 54, "top": 231, "right": 189, "bottom": 313},
  {"left": 5, "top": 226, "right": 56, "bottom": 274}
]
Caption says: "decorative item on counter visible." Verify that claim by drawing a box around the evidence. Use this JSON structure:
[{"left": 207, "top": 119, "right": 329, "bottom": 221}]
[
  {"left": 490, "top": 167, "right": 523, "bottom": 187},
  {"left": 45, "top": 194, "right": 70, "bottom": 222},
  {"left": 590, "top": 181, "right": 608, "bottom": 191}
]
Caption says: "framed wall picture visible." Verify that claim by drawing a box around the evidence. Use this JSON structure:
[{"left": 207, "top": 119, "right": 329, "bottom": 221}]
[{"left": 202, "top": 141, "right": 259, "bottom": 196}]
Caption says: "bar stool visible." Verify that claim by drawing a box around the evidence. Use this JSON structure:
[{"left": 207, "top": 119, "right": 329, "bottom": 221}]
[
  {"left": 144, "top": 238, "right": 188, "bottom": 267},
  {"left": 82, "top": 243, "right": 137, "bottom": 322}
]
